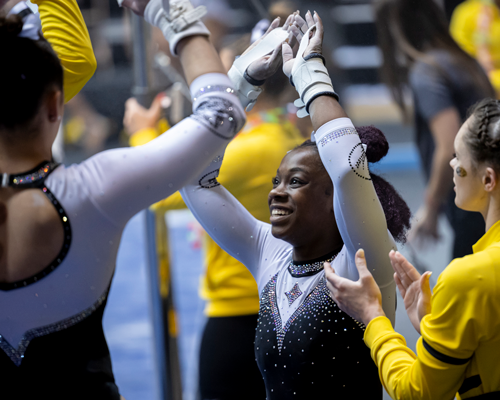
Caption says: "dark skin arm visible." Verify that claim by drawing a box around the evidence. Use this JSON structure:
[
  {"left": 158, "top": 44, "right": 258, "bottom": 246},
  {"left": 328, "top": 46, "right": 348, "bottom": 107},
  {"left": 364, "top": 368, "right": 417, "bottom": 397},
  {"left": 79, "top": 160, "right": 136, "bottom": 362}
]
[{"left": 282, "top": 11, "right": 348, "bottom": 129}]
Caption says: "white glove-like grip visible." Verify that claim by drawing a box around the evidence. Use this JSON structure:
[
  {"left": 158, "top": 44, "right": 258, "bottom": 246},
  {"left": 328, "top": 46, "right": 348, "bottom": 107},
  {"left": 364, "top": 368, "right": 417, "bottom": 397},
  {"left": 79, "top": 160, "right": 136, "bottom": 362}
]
[
  {"left": 291, "top": 25, "right": 338, "bottom": 118},
  {"left": 227, "top": 28, "right": 289, "bottom": 111},
  {"left": 144, "top": 0, "right": 210, "bottom": 56},
  {"left": 227, "top": 67, "right": 262, "bottom": 112}
]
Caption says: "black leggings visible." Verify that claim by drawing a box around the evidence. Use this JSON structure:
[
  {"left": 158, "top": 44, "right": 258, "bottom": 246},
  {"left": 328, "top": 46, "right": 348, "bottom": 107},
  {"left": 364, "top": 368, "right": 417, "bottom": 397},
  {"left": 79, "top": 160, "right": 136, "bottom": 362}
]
[{"left": 199, "top": 314, "right": 266, "bottom": 400}]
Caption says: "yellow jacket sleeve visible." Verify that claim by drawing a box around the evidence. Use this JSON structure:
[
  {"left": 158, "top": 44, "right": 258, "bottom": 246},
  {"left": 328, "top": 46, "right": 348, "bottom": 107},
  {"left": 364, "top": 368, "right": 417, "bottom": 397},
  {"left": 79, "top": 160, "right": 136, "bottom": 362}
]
[
  {"left": 364, "top": 254, "right": 494, "bottom": 400},
  {"left": 33, "top": 0, "right": 97, "bottom": 103}
]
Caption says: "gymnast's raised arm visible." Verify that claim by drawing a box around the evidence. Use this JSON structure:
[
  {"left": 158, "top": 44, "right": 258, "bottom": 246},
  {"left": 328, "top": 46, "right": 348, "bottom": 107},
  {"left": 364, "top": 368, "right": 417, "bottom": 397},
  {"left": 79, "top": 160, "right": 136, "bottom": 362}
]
[
  {"left": 284, "top": 12, "right": 399, "bottom": 323},
  {"left": 68, "top": 0, "right": 246, "bottom": 227}
]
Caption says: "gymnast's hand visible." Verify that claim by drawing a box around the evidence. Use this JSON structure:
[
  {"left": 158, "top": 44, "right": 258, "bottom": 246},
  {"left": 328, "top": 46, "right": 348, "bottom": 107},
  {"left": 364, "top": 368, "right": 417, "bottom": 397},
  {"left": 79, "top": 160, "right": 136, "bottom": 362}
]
[
  {"left": 245, "top": 16, "right": 292, "bottom": 82},
  {"left": 121, "top": 0, "right": 151, "bottom": 16},
  {"left": 390, "top": 250, "right": 432, "bottom": 334},
  {"left": 282, "top": 10, "right": 323, "bottom": 78},
  {"left": 324, "top": 249, "right": 385, "bottom": 326}
]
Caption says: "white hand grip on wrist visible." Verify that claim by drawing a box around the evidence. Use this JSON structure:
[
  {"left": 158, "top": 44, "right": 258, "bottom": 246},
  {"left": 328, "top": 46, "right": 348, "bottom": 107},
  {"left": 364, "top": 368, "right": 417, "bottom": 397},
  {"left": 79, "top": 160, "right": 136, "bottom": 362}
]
[
  {"left": 144, "top": 0, "right": 210, "bottom": 56},
  {"left": 291, "top": 25, "right": 338, "bottom": 118},
  {"left": 227, "top": 28, "right": 289, "bottom": 111}
]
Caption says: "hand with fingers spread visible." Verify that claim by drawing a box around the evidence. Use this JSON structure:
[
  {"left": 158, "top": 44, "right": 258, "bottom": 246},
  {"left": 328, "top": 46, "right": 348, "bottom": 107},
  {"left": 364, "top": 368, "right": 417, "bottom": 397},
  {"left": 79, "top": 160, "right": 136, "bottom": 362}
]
[
  {"left": 389, "top": 250, "right": 432, "bottom": 334},
  {"left": 245, "top": 16, "right": 291, "bottom": 82},
  {"left": 227, "top": 15, "right": 290, "bottom": 111},
  {"left": 281, "top": 10, "right": 338, "bottom": 118},
  {"left": 282, "top": 10, "right": 324, "bottom": 78},
  {"left": 324, "top": 249, "right": 385, "bottom": 326}
]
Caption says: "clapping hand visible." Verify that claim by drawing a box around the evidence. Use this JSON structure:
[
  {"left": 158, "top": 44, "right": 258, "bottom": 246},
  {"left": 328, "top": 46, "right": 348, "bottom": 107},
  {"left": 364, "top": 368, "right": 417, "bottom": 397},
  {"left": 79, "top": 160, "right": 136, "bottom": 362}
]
[
  {"left": 324, "top": 249, "right": 385, "bottom": 326},
  {"left": 389, "top": 250, "right": 432, "bottom": 334}
]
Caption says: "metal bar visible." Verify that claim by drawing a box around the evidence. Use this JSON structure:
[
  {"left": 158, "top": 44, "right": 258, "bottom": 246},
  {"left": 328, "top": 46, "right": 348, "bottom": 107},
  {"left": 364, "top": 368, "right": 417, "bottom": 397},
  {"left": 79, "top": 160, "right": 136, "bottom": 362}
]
[
  {"left": 131, "top": 13, "right": 151, "bottom": 104},
  {"left": 145, "top": 209, "right": 170, "bottom": 400},
  {"left": 131, "top": 11, "right": 182, "bottom": 400}
]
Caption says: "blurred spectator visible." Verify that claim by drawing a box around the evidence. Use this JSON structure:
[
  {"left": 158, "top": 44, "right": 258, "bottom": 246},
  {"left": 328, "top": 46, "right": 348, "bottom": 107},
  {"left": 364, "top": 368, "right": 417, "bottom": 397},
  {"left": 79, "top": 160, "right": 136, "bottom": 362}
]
[
  {"left": 375, "top": 0, "right": 493, "bottom": 259},
  {"left": 450, "top": 0, "right": 500, "bottom": 97}
]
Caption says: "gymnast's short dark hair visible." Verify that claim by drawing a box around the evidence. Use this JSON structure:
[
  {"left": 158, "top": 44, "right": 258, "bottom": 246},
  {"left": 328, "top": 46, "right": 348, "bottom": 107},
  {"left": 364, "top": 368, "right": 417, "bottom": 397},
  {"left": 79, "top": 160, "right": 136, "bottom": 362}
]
[{"left": 0, "top": 13, "right": 63, "bottom": 131}]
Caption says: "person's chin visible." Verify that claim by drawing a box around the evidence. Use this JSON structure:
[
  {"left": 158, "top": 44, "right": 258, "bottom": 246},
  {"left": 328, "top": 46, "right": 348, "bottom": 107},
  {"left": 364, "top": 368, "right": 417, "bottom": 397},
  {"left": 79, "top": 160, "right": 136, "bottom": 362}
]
[{"left": 271, "top": 224, "right": 290, "bottom": 240}]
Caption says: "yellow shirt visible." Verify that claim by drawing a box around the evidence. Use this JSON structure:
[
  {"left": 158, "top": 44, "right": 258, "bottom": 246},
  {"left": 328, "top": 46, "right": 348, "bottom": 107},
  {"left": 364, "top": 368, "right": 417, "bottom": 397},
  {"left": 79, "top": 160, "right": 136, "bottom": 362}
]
[
  {"left": 132, "top": 109, "right": 304, "bottom": 317},
  {"left": 33, "top": 0, "right": 96, "bottom": 103},
  {"left": 364, "top": 219, "right": 500, "bottom": 399},
  {"left": 450, "top": 0, "right": 500, "bottom": 93}
]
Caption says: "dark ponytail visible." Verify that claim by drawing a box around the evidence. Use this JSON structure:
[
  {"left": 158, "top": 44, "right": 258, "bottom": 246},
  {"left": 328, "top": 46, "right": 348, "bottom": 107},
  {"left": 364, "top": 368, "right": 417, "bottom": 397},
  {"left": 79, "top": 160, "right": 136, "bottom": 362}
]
[
  {"left": 0, "top": 13, "right": 63, "bottom": 131},
  {"left": 295, "top": 126, "right": 411, "bottom": 243}
]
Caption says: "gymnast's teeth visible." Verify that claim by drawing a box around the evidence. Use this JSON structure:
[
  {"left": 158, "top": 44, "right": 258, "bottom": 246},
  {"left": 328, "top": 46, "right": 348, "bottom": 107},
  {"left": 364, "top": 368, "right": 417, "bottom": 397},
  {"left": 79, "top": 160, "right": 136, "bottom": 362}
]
[{"left": 272, "top": 209, "right": 290, "bottom": 216}]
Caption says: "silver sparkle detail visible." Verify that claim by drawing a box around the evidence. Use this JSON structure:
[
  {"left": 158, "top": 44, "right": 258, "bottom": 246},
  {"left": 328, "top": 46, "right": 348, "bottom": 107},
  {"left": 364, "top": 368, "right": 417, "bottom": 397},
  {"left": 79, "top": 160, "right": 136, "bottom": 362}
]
[
  {"left": 284, "top": 283, "right": 303, "bottom": 306},
  {"left": 193, "top": 85, "right": 235, "bottom": 102},
  {"left": 0, "top": 292, "right": 107, "bottom": 366},
  {"left": 11, "top": 163, "right": 55, "bottom": 185},
  {"left": 288, "top": 254, "right": 337, "bottom": 277},
  {"left": 318, "top": 127, "right": 357, "bottom": 147}
]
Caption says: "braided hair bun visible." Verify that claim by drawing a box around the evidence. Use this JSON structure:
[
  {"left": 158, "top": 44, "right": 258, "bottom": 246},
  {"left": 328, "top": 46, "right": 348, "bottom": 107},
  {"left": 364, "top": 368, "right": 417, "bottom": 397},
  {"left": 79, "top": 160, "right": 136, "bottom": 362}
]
[
  {"left": 356, "top": 125, "right": 389, "bottom": 163},
  {"left": 467, "top": 99, "right": 500, "bottom": 173}
]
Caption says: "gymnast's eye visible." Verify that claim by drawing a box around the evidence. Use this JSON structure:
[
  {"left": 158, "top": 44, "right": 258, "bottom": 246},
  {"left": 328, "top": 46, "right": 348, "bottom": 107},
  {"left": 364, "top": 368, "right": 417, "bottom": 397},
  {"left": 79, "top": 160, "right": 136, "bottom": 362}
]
[
  {"left": 290, "top": 177, "right": 303, "bottom": 185},
  {"left": 272, "top": 177, "right": 279, "bottom": 187}
]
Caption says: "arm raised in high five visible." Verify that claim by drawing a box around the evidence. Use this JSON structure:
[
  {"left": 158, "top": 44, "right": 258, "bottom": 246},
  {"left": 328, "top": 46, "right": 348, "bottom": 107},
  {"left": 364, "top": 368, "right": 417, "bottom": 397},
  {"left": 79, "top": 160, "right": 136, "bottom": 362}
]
[{"left": 285, "top": 11, "right": 397, "bottom": 324}]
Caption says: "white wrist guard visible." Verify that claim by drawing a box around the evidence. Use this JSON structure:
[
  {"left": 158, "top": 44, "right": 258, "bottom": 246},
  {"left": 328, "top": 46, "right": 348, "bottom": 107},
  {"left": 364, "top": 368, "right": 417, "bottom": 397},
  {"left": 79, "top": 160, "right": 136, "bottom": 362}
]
[
  {"left": 227, "top": 28, "right": 289, "bottom": 111},
  {"left": 290, "top": 25, "right": 339, "bottom": 118},
  {"left": 144, "top": 0, "right": 210, "bottom": 56}
]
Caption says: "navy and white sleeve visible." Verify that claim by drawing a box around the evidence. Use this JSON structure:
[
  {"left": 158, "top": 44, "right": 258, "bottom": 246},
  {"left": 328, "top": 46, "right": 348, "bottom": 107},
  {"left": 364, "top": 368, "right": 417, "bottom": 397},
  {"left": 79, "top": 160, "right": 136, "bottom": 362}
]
[
  {"left": 68, "top": 73, "right": 246, "bottom": 227},
  {"left": 316, "top": 117, "right": 397, "bottom": 325}
]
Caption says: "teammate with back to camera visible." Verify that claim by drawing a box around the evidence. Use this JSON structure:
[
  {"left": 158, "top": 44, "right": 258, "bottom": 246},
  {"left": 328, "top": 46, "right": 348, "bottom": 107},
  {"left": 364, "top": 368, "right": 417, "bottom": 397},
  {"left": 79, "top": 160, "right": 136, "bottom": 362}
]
[{"left": 0, "top": 0, "right": 255, "bottom": 397}]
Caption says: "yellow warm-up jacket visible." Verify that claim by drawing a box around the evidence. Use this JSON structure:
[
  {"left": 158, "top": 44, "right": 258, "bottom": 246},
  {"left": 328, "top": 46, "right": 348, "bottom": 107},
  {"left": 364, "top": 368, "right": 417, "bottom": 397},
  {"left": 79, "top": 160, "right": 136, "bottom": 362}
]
[
  {"left": 364, "top": 220, "right": 500, "bottom": 399},
  {"left": 131, "top": 109, "right": 304, "bottom": 317},
  {"left": 33, "top": 0, "right": 96, "bottom": 103},
  {"left": 450, "top": 0, "right": 500, "bottom": 93}
]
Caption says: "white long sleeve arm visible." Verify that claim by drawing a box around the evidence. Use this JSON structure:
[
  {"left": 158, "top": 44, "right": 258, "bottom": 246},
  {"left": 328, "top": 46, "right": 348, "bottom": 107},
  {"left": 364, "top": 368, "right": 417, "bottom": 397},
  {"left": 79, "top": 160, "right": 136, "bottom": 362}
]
[
  {"left": 67, "top": 73, "right": 245, "bottom": 228},
  {"left": 180, "top": 153, "right": 273, "bottom": 276},
  {"left": 316, "top": 118, "right": 397, "bottom": 324}
]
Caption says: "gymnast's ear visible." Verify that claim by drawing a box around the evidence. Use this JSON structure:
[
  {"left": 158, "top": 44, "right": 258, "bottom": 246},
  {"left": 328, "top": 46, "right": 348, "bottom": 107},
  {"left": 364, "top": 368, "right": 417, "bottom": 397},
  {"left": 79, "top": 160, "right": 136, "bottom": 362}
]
[
  {"left": 45, "top": 89, "right": 63, "bottom": 123},
  {"left": 483, "top": 166, "right": 498, "bottom": 193}
]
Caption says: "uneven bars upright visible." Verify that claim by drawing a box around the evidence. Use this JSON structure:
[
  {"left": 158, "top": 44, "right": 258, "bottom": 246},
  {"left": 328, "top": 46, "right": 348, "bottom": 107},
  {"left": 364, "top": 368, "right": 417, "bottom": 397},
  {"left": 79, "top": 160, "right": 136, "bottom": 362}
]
[{"left": 130, "top": 12, "right": 182, "bottom": 400}]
